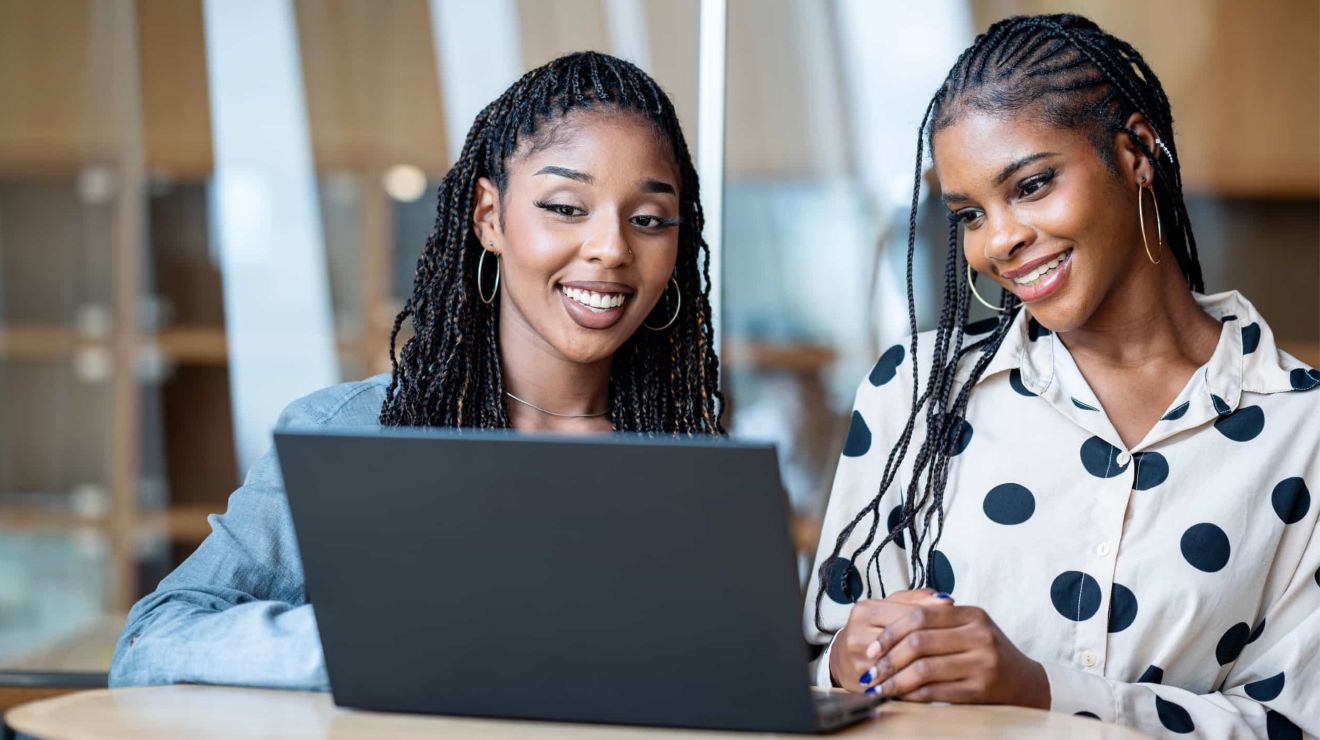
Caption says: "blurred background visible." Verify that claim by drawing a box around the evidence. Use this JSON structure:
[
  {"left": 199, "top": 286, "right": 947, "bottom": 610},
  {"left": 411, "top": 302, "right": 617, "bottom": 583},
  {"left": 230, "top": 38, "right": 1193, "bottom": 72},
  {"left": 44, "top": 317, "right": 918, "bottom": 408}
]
[{"left": 0, "top": 0, "right": 1316, "bottom": 678}]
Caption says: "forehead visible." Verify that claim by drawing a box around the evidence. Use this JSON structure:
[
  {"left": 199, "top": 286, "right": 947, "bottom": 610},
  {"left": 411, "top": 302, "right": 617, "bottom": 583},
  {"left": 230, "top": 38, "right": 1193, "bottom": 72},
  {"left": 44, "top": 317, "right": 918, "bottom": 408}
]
[
  {"left": 931, "top": 110, "right": 1093, "bottom": 182},
  {"left": 510, "top": 109, "right": 676, "bottom": 180}
]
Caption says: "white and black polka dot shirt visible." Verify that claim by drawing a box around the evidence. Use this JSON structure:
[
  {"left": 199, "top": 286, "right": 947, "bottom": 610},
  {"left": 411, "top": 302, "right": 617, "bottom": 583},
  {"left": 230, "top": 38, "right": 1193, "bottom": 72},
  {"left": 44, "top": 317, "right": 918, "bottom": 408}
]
[{"left": 806, "top": 291, "right": 1318, "bottom": 739}]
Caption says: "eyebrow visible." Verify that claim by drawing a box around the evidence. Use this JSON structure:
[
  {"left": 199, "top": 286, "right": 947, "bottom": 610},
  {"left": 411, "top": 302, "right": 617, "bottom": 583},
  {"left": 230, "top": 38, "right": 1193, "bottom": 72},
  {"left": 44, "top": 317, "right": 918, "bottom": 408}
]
[
  {"left": 994, "top": 152, "right": 1058, "bottom": 186},
  {"left": 641, "top": 178, "right": 676, "bottom": 195},
  {"left": 534, "top": 165, "right": 593, "bottom": 183},
  {"left": 940, "top": 151, "right": 1059, "bottom": 205}
]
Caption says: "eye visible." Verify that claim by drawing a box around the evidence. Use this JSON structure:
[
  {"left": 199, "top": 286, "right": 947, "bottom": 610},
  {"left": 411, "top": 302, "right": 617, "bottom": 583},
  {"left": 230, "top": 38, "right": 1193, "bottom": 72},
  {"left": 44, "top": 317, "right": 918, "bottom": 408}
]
[
  {"left": 630, "top": 214, "right": 680, "bottom": 230},
  {"left": 1018, "top": 169, "right": 1054, "bottom": 198},
  {"left": 954, "top": 208, "right": 984, "bottom": 228},
  {"left": 535, "top": 201, "right": 584, "bottom": 218}
]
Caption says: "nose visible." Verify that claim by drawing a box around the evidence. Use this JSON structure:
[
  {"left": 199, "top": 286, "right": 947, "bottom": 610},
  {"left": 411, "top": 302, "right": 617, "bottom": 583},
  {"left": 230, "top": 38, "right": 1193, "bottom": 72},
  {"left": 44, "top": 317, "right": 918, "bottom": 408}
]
[
  {"left": 984, "top": 209, "right": 1035, "bottom": 264},
  {"left": 580, "top": 213, "right": 631, "bottom": 268}
]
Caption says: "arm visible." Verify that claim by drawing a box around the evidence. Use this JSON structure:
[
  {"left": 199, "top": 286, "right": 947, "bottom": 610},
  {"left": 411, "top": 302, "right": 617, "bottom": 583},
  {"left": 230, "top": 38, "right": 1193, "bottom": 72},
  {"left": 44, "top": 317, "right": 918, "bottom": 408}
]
[{"left": 108, "top": 391, "right": 358, "bottom": 691}]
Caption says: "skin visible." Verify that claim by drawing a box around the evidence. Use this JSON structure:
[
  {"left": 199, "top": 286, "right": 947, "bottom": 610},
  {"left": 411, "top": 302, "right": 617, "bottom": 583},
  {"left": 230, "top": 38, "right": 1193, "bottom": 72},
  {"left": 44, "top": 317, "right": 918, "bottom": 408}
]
[
  {"left": 830, "top": 110, "right": 1220, "bottom": 707},
  {"left": 471, "top": 110, "right": 682, "bottom": 433}
]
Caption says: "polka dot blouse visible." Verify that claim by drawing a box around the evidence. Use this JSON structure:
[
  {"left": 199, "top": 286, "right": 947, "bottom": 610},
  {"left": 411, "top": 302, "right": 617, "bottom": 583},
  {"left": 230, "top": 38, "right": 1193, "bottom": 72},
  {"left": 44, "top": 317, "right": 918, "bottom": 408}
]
[{"left": 805, "top": 291, "right": 1318, "bottom": 739}]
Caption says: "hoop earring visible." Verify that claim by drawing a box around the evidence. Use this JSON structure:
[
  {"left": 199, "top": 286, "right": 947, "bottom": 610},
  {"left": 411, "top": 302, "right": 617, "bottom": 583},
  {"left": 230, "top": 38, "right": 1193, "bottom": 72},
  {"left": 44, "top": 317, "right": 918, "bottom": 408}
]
[
  {"left": 477, "top": 247, "right": 500, "bottom": 304},
  {"left": 1137, "top": 181, "right": 1163, "bottom": 265},
  {"left": 967, "top": 264, "right": 1006, "bottom": 313},
  {"left": 643, "top": 276, "right": 681, "bottom": 331}
]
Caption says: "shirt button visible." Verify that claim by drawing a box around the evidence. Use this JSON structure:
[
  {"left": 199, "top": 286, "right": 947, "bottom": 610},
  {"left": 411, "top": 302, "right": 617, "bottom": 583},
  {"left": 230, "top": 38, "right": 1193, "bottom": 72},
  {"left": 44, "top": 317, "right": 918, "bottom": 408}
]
[
  {"left": 1081, "top": 651, "right": 1099, "bottom": 668},
  {"left": 1096, "top": 543, "right": 1111, "bottom": 557},
  {"left": 1117, "top": 451, "right": 1132, "bottom": 465}
]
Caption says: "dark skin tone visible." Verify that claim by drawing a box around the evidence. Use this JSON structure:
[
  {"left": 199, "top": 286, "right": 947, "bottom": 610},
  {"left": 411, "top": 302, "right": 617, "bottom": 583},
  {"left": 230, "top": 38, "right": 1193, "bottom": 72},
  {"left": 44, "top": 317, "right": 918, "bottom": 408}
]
[
  {"left": 830, "top": 111, "right": 1220, "bottom": 707},
  {"left": 472, "top": 111, "right": 682, "bottom": 433}
]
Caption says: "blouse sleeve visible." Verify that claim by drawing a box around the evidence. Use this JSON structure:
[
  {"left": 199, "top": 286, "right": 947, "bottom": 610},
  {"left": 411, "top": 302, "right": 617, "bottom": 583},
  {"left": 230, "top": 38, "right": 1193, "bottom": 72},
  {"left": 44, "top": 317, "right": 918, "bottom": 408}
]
[
  {"left": 804, "top": 343, "right": 919, "bottom": 687},
  {"left": 1045, "top": 519, "right": 1319, "bottom": 738}
]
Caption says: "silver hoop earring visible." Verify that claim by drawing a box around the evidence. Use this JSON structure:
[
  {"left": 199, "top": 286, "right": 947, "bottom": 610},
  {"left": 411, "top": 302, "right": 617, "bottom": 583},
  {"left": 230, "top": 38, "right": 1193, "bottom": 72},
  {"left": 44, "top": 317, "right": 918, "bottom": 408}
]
[
  {"left": 643, "top": 276, "right": 681, "bottom": 331},
  {"left": 967, "top": 264, "right": 1006, "bottom": 313},
  {"left": 477, "top": 248, "right": 500, "bottom": 305}
]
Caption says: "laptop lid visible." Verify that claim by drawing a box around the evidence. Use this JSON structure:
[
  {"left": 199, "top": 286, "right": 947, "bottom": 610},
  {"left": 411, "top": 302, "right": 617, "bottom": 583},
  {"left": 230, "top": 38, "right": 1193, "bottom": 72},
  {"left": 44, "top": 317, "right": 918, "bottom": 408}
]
[{"left": 276, "top": 428, "right": 820, "bottom": 733}]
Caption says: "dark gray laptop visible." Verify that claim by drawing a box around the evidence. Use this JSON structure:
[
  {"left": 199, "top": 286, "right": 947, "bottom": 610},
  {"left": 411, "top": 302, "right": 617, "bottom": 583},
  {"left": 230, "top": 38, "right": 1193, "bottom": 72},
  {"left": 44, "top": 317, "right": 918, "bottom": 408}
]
[{"left": 275, "top": 428, "right": 881, "bottom": 733}]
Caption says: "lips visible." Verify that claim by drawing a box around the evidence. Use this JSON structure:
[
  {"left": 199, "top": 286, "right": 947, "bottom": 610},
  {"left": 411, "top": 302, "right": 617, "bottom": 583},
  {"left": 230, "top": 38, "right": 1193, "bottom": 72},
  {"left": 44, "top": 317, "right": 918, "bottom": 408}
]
[
  {"left": 1000, "top": 248, "right": 1073, "bottom": 304},
  {"left": 558, "top": 281, "right": 633, "bottom": 330}
]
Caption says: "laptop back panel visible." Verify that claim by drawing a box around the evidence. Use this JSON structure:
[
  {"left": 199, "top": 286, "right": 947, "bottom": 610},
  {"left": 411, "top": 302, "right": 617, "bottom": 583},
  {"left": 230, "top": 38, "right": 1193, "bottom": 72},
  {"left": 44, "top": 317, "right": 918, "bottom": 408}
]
[{"left": 276, "top": 429, "right": 818, "bottom": 733}]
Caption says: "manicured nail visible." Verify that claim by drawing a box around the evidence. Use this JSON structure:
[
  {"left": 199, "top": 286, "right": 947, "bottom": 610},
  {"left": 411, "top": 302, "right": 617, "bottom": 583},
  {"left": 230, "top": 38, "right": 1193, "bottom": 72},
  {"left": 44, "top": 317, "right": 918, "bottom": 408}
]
[
  {"left": 859, "top": 670, "right": 873, "bottom": 685},
  {"left": 935, "top": 592, "right": 951, "bottom": 600},
  {"left": 865, "top": 686, "right": 877, "bottom": 696}
]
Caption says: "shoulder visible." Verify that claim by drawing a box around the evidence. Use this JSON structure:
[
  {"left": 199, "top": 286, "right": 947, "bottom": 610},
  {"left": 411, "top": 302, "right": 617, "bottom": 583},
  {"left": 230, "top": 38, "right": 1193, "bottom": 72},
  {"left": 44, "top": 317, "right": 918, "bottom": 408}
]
[{"left": 275, "top": 374, "right": 391, "bottom": 428}]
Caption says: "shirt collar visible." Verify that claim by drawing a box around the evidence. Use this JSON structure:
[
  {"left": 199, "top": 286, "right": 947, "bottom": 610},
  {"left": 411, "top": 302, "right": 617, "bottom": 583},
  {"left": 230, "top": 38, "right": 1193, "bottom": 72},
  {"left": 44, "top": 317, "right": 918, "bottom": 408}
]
[{"left": 962, "top": 290, "right": 1301, "bottom": 403}]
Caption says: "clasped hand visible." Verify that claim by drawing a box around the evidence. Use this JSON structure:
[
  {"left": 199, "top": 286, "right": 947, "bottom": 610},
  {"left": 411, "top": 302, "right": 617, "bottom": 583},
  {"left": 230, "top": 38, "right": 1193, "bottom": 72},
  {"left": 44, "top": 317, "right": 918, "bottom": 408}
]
[{"left": 828, "top": 589, "right": 1050, "bottom": 708}]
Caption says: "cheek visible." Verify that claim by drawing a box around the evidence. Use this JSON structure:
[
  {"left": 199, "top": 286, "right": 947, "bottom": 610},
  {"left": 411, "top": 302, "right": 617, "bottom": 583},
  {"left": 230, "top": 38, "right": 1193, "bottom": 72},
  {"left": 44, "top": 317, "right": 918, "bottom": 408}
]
[{"left": 502, "top": 215, "right": 577, "bottom": 284}]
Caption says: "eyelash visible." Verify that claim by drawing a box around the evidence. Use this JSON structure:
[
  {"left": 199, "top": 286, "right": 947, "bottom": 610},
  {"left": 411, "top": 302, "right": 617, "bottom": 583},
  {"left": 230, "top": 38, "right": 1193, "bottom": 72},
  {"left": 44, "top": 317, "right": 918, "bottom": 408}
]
[
  {"left": 1018, "top": 169, "right": 1054, "bottom": 197},
  {"left": 952, "top": 169, "right": 1055, "bottom": 227},
  {"left": 534, "top": 201, "right": 680, "bottom": 231}
]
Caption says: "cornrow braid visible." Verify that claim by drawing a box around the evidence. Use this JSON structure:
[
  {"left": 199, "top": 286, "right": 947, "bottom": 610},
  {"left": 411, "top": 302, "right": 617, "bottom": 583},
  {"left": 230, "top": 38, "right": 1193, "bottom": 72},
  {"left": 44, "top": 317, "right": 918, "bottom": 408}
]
[
  {"left": 380, "top": 51, "right": 723, "bottom": 434},
  {"left": 814, "top": 14, "right": 1202, "bottom": 633}
]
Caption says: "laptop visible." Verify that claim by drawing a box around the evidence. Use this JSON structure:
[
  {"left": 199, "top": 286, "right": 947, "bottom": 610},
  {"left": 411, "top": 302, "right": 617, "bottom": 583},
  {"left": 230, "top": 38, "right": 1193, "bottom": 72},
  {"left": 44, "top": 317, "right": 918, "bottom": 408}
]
[{"left": 275, "top": 428, "right": 882, "bottom": 733}]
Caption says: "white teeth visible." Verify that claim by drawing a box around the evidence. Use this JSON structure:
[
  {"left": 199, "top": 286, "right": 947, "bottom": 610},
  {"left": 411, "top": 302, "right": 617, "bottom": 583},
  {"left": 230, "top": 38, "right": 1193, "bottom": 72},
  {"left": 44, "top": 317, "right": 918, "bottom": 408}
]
[
  {"left": 561, "top": 286, "right": 626, "bottom": 310},
  {"left": 1012, "top": 251, "right": 1070, "bottom": 286}
]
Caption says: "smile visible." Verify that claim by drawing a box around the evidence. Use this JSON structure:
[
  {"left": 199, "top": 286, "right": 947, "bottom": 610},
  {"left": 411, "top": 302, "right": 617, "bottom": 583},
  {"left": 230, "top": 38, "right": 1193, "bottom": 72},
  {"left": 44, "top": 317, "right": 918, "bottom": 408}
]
[
  {"left": 1001, "top": 248, "right": 1073, "bottom": 303},
  {"left": 561, "top": 286, "right": 628, "bottom": 311},
  {"left": 1011, "top": 249, "right": 1072, "bottom": 286}
]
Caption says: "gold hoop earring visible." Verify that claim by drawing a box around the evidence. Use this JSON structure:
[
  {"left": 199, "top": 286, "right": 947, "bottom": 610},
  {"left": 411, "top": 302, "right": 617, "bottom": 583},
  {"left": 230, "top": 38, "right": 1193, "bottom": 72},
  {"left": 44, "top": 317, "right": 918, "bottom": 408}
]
[
  {"left": 477, "top": 247, "right": 500, "bottom": 304},
  {"left": 967, "top": 264, "right": 1006, "bottom": 313},
  {"left": 643, "top": 276, "right": 681, "bottom": 331},
  {"left": 1137, "top": 181, "right": 1163, "bottom": 265}
]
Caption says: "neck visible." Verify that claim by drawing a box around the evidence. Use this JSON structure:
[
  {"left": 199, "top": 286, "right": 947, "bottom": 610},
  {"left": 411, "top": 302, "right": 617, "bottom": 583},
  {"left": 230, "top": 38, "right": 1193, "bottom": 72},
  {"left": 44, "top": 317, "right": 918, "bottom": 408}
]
[
  {"left": 498, "top": 305, "right": 613, "bottom": 433},
  {"left": 1057, "top": 245, "right": 1218, "bottom": 370}
]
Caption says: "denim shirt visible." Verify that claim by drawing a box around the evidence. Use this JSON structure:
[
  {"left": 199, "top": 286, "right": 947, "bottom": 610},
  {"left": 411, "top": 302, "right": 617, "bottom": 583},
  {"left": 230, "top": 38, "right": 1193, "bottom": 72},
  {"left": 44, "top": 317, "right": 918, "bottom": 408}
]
[{"left": 109, "top": 374, "right": 392, "bottom": 690}]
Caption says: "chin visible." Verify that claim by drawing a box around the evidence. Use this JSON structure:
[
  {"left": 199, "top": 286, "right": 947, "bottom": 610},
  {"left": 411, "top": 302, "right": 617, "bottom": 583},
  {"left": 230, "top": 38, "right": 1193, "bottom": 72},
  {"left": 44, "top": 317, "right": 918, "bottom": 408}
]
[
  {"left": 556, "top": 335, "right": 627, "bottom": 365},
  {"left": 1021, "top": 292, "right": 1094, "bottom": 334}
]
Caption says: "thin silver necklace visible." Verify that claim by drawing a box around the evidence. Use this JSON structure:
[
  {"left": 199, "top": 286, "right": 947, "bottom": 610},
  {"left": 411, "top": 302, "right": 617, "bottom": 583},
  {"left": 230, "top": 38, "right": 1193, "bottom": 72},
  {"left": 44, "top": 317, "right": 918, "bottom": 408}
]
[{"left": 504, "top": 391, "right": 609, "bottom": 419}]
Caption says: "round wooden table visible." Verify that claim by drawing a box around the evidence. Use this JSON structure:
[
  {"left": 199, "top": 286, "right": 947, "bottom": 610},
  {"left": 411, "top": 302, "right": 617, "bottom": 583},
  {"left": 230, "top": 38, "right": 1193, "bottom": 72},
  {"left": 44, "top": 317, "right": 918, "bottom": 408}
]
[{"left": 6, "top": 685, "right": 1150, "bottom": 739}]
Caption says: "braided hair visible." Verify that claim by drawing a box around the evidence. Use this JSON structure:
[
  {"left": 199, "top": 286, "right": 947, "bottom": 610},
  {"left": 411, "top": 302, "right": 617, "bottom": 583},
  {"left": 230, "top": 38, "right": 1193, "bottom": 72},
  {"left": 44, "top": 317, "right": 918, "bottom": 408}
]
[
  {"left": 379, "top": 52, "right": 722, "bottom": 434},
  {"left": 814, "top": 14, "right": 1203, "bottom": 631}
]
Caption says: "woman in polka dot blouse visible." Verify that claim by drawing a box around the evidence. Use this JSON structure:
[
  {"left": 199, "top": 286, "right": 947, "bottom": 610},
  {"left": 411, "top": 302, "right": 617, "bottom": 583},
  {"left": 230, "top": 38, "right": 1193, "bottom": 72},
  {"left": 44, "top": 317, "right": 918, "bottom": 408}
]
[{"left": 805, "top": 15, "right": 1317, "bottom": 739}]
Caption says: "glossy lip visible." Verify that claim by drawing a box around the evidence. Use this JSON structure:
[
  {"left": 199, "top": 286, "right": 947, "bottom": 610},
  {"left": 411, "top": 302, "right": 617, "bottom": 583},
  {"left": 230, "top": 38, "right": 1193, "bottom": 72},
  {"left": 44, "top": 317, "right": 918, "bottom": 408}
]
[
  {"left": 1007, "top": 249, "right": 1072, "bottom": 304},
  {"left": 999, "top": 248, "right": 1071, "bottom": 281},
  {"left": 557, "top": 280, "right": 634, "bottom": 331}
]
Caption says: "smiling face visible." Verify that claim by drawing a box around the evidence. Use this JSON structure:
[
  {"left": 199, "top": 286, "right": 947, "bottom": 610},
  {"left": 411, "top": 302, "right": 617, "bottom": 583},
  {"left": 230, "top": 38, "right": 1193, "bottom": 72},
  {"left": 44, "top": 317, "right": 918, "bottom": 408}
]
[
  {"left": 932, "top": 110, "right": 1158, "bottom": 333},
  {"left": 473, "top": 109, "right": 682, "bottom": 365}
]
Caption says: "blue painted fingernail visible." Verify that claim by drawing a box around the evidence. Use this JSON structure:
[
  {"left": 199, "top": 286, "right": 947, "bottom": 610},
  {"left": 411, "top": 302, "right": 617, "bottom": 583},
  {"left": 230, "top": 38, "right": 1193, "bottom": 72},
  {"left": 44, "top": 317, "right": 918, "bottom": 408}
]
[
  {"left": 859, "top": 670, "right": 873, "bottom": 685},
  {"left": 935, "top": 592, "right": 951, "bottom": 600},
  {"left": 865, "top": 686, "right": 877, "bottom": 695}
]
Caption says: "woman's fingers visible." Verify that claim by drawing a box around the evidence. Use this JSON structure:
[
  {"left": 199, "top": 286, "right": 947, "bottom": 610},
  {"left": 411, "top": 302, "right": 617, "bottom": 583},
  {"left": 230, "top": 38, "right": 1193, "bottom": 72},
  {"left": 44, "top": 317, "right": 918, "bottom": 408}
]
[
  {"left": 871, "top": 651, "right": 980, "bottom": 697},
  {"left": 859, "top": 623, "right": 970, "bottom": 689},
  {"left": 859, "top": 600, "right": 964, "bottom": 660},
  {"left": 835, "top": 593, "right": 960, "bottom": 690}
]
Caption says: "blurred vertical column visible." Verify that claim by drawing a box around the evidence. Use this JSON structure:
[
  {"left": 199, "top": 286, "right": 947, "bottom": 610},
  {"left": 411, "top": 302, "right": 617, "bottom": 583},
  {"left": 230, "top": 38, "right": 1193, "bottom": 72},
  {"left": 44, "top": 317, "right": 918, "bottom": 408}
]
[
  {"left": 428, "top": 0, "right": 522, "bottom": 164},
  {"left": 202, "top": 0, "right": 336, "bottom": 471},
  {"left": 98, "top": 0, "right": 147, "bottom": 615},
  {"left": 697, "top": 0, "right": 727, "bottom": 347}
]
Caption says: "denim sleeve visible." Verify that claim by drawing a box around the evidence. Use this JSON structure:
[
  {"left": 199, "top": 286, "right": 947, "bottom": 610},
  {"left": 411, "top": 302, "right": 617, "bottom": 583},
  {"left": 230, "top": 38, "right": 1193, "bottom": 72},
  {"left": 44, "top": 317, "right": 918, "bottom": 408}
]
[{"left": 109, "top": 378, "right": 385, "bottom": 691}]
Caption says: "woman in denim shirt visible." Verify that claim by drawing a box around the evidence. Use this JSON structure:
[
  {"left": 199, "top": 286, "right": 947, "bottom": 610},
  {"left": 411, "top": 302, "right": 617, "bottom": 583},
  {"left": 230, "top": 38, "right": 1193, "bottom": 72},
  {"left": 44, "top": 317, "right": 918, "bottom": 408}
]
[{"left": 110, "top": 52, "right": 723, "bottom": 690}]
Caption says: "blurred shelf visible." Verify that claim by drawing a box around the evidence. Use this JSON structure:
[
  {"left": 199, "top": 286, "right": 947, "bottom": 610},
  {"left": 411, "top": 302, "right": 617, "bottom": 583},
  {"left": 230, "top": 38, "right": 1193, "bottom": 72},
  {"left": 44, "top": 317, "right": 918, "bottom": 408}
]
[
  {"left": 0, "top": 324, "right": 376, "bottom": 368},
  {"left": 0, "top": 325, "right": 76, "bottom": 360},
  {"left": 723, "top": 341, "right": 837, "bottom": 373},
  {"left": 0, "top": 503, "right": 217, "bottom": 543}
]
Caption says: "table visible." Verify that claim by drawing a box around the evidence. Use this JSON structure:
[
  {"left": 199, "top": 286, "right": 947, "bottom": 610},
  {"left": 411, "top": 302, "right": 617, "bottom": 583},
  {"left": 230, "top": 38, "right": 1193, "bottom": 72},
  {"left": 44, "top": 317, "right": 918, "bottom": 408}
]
[{"left": 6, "top": 685, "right": 1150, "bottom": 739}]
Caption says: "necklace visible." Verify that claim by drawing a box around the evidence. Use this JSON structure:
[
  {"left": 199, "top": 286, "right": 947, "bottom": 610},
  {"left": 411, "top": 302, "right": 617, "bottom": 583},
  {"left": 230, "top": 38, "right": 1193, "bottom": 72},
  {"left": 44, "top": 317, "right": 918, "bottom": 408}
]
[{"left": 504, "top": 391, "right": 609, "bottom": 419}]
